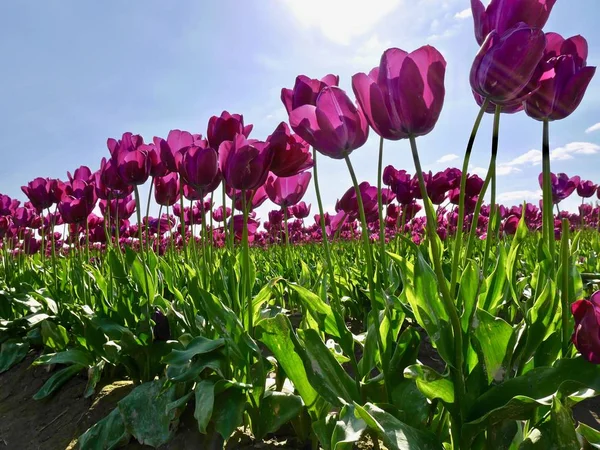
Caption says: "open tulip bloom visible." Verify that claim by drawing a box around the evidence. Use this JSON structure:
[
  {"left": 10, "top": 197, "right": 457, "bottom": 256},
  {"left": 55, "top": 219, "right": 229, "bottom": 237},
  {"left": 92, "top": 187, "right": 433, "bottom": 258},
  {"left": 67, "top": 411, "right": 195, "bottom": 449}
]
[{"left": 2, "top": 3, "right": 600, "bottom": 450}]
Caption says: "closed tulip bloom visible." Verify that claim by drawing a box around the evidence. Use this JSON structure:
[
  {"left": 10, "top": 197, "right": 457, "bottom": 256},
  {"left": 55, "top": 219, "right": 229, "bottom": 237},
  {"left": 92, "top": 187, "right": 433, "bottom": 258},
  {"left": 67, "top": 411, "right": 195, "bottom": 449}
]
[
  {"left": 281, "top": 74, "right": 339, "bottom": 114},
  {"left": 154, "top": 173, "right": 180, "bottom": 206},
  {"left": 21, "top": 178, "right": 53, "bottom": 211},
  {"left": 473, "top": 91, "right": 525, "bottom": 114},
  {"left": 267, "top": 122, "right": 314, "bottom": 177},
  {"left": 155, "top": 130, "right": 194, "bottom": 173},
  {"left": 470, "top": 23, "right": 546, "bottom": 105},
  {"left": 219, "top": 134, "right": 273, "bottom": 190},
  {"left": 97, "top": 158, "right": 133, "bottom": 199},
  {"left": 290, "top": 87, "right": 369, "bottom": 160},
  {"left": 571, "top": 291, "right": 600, "bottom": 364},
  {"left": 524, "top": 33, "right": 596, "bottom": 121},
  {"left": 265, "top": 172, "right": 312, "bottom": 208},
  {"left": 147, "top": 142, "right": 168, "bottom": 177},
  {"left": 178, "top": 143, "right": 219, "bottom": 189},
  {"left": 539, "top": 172, "right": 580, "bottom": 203},
  {"left": 112, "top": 133, "right": 151, "bottom": 186},
  {"left": 471, "top": 0, "right": 557, "bottom": 46},
  {"left": 67, "top": 166, "right": 93, "bottom": 183},
  {"left": 207, "top": 111, "right": 253, "bottom": 149},
  {"left": 58, "top": 180, "right": 97, "bottom": 224},
  {"left": 291, "top": 201, "right": 311, "bottom": 219},
  {"left": 577, "top": 179, "right": 597, "bottom": 198},
  {"left": 212, "top": 206, "right": 231, "bottom": 222},
  {"left": 352, "top": 46, "right": 446, "bottom": 139}
]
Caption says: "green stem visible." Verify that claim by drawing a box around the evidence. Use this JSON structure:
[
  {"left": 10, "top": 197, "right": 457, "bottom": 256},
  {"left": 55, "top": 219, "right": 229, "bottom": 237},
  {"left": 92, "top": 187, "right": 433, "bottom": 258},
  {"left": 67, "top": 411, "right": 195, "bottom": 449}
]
[
  {"left": 345, "top": 155, "right": 391, "bottom": 403},
  {"left": 482, "top": 105, "right": 501, "bottom": 276},
  {"left": 560, "top": 218, "right": 570, "bottom": 357},
  {"left": 242, "top": 190, "right": 252, "bottom": 337},
  {"left": 376, "top": 136, "right": 388, "bottom": 287},
  {"left": 450, "top": 99, "right": 489, "bottom": 294},
  {"left": 541, "top": 119, "right": 556, "bottom": 271},
  {"left": 409, "top": 135, "right": 465, "bottom": 448}
]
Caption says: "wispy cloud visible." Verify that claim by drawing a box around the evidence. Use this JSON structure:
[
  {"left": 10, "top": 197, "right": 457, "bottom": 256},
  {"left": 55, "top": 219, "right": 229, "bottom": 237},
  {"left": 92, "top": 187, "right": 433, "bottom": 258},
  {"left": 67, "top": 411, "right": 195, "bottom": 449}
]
[
  {"left": 282, "top": 0, "right": 401, "bottom": 45},
  {"left": 585, "top": 122, "right": 600, "bottom": 134},
  {"left": 436, "top": 153, "right": 459, "bottom": 163},
  {"left": 497, "top": 190, "right": 542, "bottom": 203},
  {"left": 352, "top": 34, "right": 392, "bottom": 66},
  {"left": 472, "top": 165, "right": 522, "bottom": 177},
  {"left": 454, "top": 8, "right": 472, "bottom": 19}
]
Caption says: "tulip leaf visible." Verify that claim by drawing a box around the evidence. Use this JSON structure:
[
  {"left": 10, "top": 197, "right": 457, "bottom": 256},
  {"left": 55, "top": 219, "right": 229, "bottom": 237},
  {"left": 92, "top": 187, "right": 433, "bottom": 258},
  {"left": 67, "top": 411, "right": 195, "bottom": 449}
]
[
  {"left": 287, "top": 282, "right": 340, "bottom": 338},
  {"left": 212, "top": 385, "right": 247, "bottom": 440},
  {"left": 33, "top": 348, "right": 95, "bottom": 367},
  {"left": 194, "top": 379, "right": 216, "bottom": 434},
  {"left": 256, "top": 391, "right": 303, "bottom": 440},
  {"left": 576, "top": 423, "right": 600, "bottom": 449},
  {"left": 76, "top": 407, "right": 130, "bottom": 450},
  {"left": 404, "top": 364, "right": 454, "bottom": 405},
  {"left": 0, "top": 340, "right": 29, "bottom": 373},
  {"left": 330, "top": 405, "right": 367, "bottom": 450},
  {"left": 459, "top": 259, "right": 480, "bottom": 334},
  {"left": 33, "top": 364, "right": 82, "bottom": 400}
]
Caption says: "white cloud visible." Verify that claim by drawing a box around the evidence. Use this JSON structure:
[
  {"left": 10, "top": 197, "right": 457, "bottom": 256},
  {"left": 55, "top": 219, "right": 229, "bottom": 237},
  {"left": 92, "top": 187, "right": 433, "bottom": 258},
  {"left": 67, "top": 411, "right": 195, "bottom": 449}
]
[
  {"left": 282, "top": 0, "right": 402, "bottom": 45},
  {"left": 497, "top": 190, "right": 542, "bottom": 203},
  {"left": 454, "top": 8, "right": 472, "bottom": 19},
  {"left": 490, "top": 142, "right": 600, "bottom": 171},
  {"left": 436, "top": 153, "right": 459, "bottom": 163},
  {"left": 585, "top": 122, "right": 600, "bottom": 134},
  {"left": 352, "top": 34, "right": 392, "bottom": 66},
  {"left": 471, "top": 165, "right": 522, "bottom": 177}
]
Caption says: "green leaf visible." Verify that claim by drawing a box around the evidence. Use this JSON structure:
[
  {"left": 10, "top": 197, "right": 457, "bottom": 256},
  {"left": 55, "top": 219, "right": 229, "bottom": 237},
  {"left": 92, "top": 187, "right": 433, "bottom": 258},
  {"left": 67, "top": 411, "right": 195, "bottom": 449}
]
[
  {"left": 482, "top": 246, "right": 507, "bottom": 314},
  {"left": 118, "top": 380, "right": 178, "bottom": 448},
  {"left": 471, "top": 309, "right": 515, "bottom": 385},
  {"left": 459, "top": 260, "right": 480, "bottom": 334},
  {"left": 520, "top": 280, "right": 559, "bottom": 365},
  {"left": 41, "top": 320, "right": 69, "bottom": 351},
  {"left": 33, "top": 349, "right": 94, "bottom": 367},
  {"left": 194, "top": 379, "right": 216, "bottom": 434},
  {"left": 576, "top": 423, "right": 600, "bottom": 449},
  {"left": 33, "top": 364, "right": 82, "bottom": 400},
  {"left": 288, "top": 282, "right": 340, "bottom": 338},
  {"left": 212, "top": 385, "right": 247, "bottom": 440},
  {"left": 506, "top": 212, "right": 528, "bottom": 304},
  {"left": 256, "top": 315, "right": 323, "bottom": 415},
  {"left": 354, "top": 402, "right": 443, "bottom": 450},
  {"left": 297, "top": 328, "right": 360, "bottom": 406},
  {"left": 404, "top": 364, "right": 454, "bottom": 405},
  {"left": 162, "top": 336, "right": 224, "bottom": 376},
  {"left": 131, "top": 256, "right": 155, "bottom": 305},
  {"left": 0, "top": 340, "right": 29, "bottom": 373},
  {"left": 76, "top": 408, "right": 130, "bottom": 450},
  {"left": 84, "top": 361, "right": 105, "bottom": 398},
  {"left": 257, "top": 392, "right": 303, "bottom": 439},
  {"left": 549, "top": 396, "right": 579, "bottom": 450},
  {"left": 331, "top": 405, "right": 367, "bottom": 450}
]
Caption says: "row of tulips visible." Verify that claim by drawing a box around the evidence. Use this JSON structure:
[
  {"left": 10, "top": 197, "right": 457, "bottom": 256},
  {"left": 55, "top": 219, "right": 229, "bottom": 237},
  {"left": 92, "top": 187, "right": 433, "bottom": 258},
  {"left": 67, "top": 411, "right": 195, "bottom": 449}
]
[{"left": 2, "top": 0, "right": 600, "bottom": 449}]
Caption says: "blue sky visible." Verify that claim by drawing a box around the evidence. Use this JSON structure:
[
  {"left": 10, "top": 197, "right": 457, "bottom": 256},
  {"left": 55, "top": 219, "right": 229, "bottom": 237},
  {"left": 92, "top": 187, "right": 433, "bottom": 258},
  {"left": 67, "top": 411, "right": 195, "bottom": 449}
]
[{"left": 1, "top": 0, "right": 599, "bottom": 219}]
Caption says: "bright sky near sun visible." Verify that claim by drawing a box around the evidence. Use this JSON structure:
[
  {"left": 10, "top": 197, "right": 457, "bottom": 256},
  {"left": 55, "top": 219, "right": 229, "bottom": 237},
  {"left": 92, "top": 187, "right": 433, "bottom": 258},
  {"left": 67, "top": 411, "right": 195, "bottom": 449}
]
[{"left": 1, "top": 0, "right": 599, "bottom": 218}]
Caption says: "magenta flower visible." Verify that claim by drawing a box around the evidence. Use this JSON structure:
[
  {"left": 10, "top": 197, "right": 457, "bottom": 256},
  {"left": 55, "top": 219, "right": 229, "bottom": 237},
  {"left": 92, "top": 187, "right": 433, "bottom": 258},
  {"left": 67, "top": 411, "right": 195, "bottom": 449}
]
[
  {"left": 178, "top": 143, "right": 220, "bottom": 190},
  {"left": 539, "top": 172, "right": 580, "bottom": 204},
  {"left": 96, "top": 158, "right": 133, "bottom": 200},
  {"left": 336, "top": 182, "right": 379, "bottom": 221},
  {"left": 471, "top": 0, "right": 557, "bottom": 46},
  {"left": 207, "top": 111, "right": 253, "bottom": 149},
  {"left": 267, "top": 122, "right": 314, "bottom": 177},
  {"left": 383, "top": 166, "right": 416, "bottom": 205},
  {"left": 111, "top": 133, "right": 151, "bottom": 186},
  {"left": 212, "top": 206, "right": 231, "bottom": 222},
  {"left": 291, "top": 201, "right": 311, "bottom": 219},
  {"left": 154, "top": 173, "right": 180, "bottom": 207},
  {"left": 524, "top": 33, "right": 596, "bottom": 121},
  {"left": 289, "top": 87, "right": 369, "bottom": 160},
  {"left": 470, "top": 23, "right": 546, "bottom": 105},
  {"left": 265, "top": 172, "right": 312, "bottom": 208},
  {"left": 281, "top": 74, "right": 339, "bottom": 114},
  {"left": 352, "top": 46, "right": 446, "bottom": 139},
  {"left": 228, "top": 185, "right": 269, "bottom": 212},
  {"left": 21, "top": 178, "right": 54, "bottom": 211},
  {"left": 571, "top": 291, "right": 600, "bottom": 364},
  {"left": 577, "top": 179, "right": 597, "bottom": 198},
  {"left": 219, "top": 135, "right": 273, "bottom": 191},
  {"left": 67, "top": 166, "right": 93, "bottom": 183},
  {"left": 155, "top": 130, "right": 194, "bottom": 173},
  {"left": 58, "top": 180, "right": 97, "bottom": 224}
]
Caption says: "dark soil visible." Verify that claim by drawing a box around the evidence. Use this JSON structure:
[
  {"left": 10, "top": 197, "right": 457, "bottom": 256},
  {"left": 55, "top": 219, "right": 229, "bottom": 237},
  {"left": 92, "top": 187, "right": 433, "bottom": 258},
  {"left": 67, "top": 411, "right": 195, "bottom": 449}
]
[{"left": 0, "top": 350, "right": 597, "bottom": 450}]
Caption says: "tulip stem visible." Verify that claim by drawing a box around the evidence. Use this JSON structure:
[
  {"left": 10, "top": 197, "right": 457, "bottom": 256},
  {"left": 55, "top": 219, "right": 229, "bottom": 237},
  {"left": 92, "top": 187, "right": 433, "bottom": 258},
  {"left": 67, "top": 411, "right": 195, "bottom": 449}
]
[
  {"left": 482, "top": 105, "right": 501, "bottom": 276},
  {"left": 541, "top": 119, "right": 556, "bottom": 271},
  {"left": 345, "top": 155, "right": 391, "bottom": 403},
  {"left": 409, "top": 135, "right": 465, "bottom": 447},
  {"left": 450, "top": 99, "right": 488, "bottom": 295},
  {"left": 145, "top": 178, "right": 154, "bottom": 254},
  {"left": 560, "top": 218, "right": 571, "bottom": 357},
  {"left": 376, "top": 136, "right": 388, "bottom": 287},
  {"left": 241, "top": 190, "right": 252, "bottom": 337},
  {"left": 178, "top": 185, "right": 187, "bottom": 260}
]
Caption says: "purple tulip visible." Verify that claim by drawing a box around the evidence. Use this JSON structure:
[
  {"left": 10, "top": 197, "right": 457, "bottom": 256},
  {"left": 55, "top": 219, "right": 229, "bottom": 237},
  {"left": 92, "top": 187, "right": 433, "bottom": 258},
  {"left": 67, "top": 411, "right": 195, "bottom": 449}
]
[
  {"left": 267, "top": 122, "right": 314, "bottom": 177},
  {"left": 228, "top": 185, "right": 269, "bottom": 212},
  {"left": 473, "top": 91, "right": 525, "bottom": 114},
  {"left": 290, "top": 201, "right": 311, "bottom": 219},
  {"left": 67, "top": 166, "right": 93, "bottom": 183},
  {"left": 539, "top": 172, "right": 581, "bottom": 204},
  {"left": 383, "top": 166, "right": 416, "bottom": 205},
  {"left": 265, "top": 172, "right": 312, "bottom": 208},
  {"left": 219, "top": 134, "right": 273, "bottom": 191},
  {"left": 571, "top": 291, "right": 600, "bottom": 364},
  {"left": 155, "top": 130, "right": 194, "bottom": 173},
  {"left": 154, "top": 173, "right": 180, "bottom": 207},
  {"left": 503, "top": 215, "right": 520, "bottom": 234},
  {"left": 58, "top": 180, "right": 97, "bottom": 224},
  {"left": 21, "top": 178, "right": 53, "bottom": 211},
  {"left": 352, "top": 46, "right": 446, "bottom": 139},
  {"left": 577, "top": 179, "right": 597, "bottom": 198},
  {"left": 470, "top": 23, "right": 546, "bottom": 105},
  {"left": 212, "top": 206, "right": 231, "bottom": 222},
  {"left": 471, "top": 0, "right": 557, "bottom": 46},
  {"left": 281, "top": 74, "right": 339, "bottom": 114},
  {"left": 289, "top": 86, "right": 369, "bottom": 160},
  {"left": 336, "top": 182, "right": 379, "bottom": 221},
  {"left": 207, "top": 111, "right": 253, "bottom": 149},
  {"left": 178, "top": 143, "right": 220, "bottom": 190},
  {"left": 524, "top": 33, "right": 596, "bottom": 121},
  {"left": 111, "top": 133, "right": 151, "bottom": 186}
]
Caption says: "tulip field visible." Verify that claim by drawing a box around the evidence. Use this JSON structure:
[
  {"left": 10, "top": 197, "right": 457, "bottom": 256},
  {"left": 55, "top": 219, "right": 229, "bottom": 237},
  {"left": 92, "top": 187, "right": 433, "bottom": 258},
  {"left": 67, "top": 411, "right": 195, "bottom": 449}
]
[{"left": 2, "top": 1, "right": 600, "bottom": 449}]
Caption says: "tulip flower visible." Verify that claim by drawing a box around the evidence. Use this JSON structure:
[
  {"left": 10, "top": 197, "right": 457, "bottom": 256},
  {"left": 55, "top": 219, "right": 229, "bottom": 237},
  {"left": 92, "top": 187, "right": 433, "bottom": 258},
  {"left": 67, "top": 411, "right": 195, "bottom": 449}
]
[
  {"left": 352, "top": 46, "right": 446, "bottom": 139},
  {"left": 154, "top": 173, "right": 180, "bottom": 206},
  {"left": 265, "top": 172, "right": 312, "bottom": 208},
  {"left": 336, "top": 182, "right": 379, "bottom": 221},
  {"left": 178, "top": 142, "right": 219, "bottom": 190},
  {"left": 67, "top": 166, "right": 93, "bottom": 183},
  {"left": 577, "top": 179, "right": 597, "bottom": 198},
  {"left": 281, "top": 74, "right": 339, "bottom": 114},
  {"left": 207, "top": 111, "right": 253, "bottom": 149},
  {"left": 470, "top": 23, "right": 546, "bottom": 105},
  {"left": 155, "top": 130, "right": 194, "bottom": 173},
  {"left": 383, "top": 166, "right": 416, "bottom": 205},
  {"left": 212, "top": 206, "right": 231, "bottom": 222},
  {"left": 228, "top": 186, "right": 269, "bottom": 212},
  {"left": 524, "top": 33, "right": 596, "bottom": 121},
  {"left": 97, "top": 158, "right": 133, "bottom": 199},
  {"left": 538, "top": 172, "right": 580, "bottom": 204},
  {"left": 291, "top": 201, "right": 311, "bottom": 219},
  {"left": 58, "top": 180, "right": 97, "bottom": 224},
  {"left": 571, "top": 291, "right": 600, "bottom": 364},
  {"left": 471, "top": 0, "right": 557, "bottom": 46},
  {"left": 267, "top": 122, "right": 314, "bottom": 177},
  {"left": 289, "top": 87, "right": 369, "bottom": 160},
  {"left": 21, "top": 178, "right": 54, "bottom": 211},
  {"left": 219, "top": 135, "right": 273, "bottom": 191},
  {"left": 110, "top": 133, "right": 151, "bottom": 186}
]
